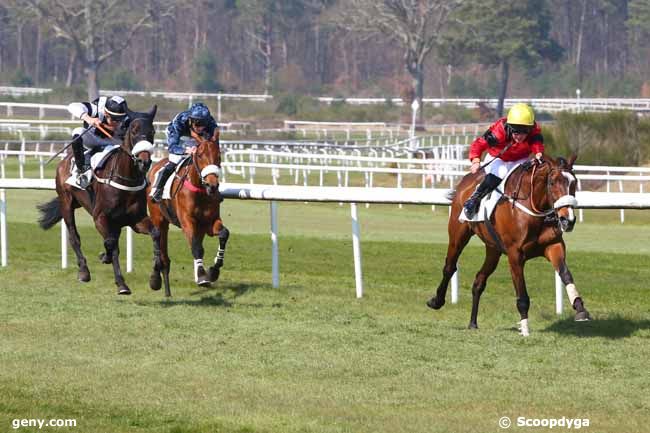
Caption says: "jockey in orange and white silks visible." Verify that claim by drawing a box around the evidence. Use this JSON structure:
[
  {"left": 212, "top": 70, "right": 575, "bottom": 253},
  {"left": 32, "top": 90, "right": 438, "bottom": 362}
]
[{"left": 463, "top": 103, "right": 545, "bottom": 219}]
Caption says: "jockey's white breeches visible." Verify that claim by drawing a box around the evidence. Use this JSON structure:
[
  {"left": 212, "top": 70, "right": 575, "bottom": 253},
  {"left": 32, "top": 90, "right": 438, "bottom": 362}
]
[{"left": 483, "top": 155, "right": 529, "bottom": 179}]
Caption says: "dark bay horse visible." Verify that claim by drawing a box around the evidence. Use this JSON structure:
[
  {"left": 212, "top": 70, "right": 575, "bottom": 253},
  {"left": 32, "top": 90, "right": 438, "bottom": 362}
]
[
  {"left": 38, "top": 107, "right": 158, "bottom": 295},
  {"left": 427, "top": 155, "right": 590, "bottom": 336},
  {"left": 147, "top": 129, "right": 229, "bottom": 297}
]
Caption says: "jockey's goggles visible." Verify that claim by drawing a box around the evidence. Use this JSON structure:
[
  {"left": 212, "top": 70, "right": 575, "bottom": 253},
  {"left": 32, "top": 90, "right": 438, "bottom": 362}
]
[
  {"left": 104, "top": 110, "right": 126, "bottom": 120},
  {"left": 191, "top": 118, "right": 209, "bottom": 127},
  {"left": 508, "top": 124, "right": 532, "bottom": 134}
]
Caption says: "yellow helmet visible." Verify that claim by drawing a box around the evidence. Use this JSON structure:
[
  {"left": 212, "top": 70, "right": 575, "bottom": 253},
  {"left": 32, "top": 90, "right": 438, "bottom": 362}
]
[{"left": 506, "top": 103, "right": 535, "bottom": 126}]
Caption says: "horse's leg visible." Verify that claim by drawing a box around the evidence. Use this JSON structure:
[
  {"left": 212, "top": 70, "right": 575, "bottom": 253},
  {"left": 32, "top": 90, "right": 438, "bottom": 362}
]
[
  {"left": 544, "top": 243, "right": 591, "bottom": 321},
  {"left": 507, "top": 251, "right": 530, "bottom": 336},
  {"left": 60, "top": 197, "right": 91, "bottom": 282},
  {"left": 94, "top": 215, "right": 130, "bottom": 295},
  {"left": 468, "top": 246, "right": 501, "bottom": 329},
  {"left": 427, "top": 216, "right": 473, "bottom": 310},
  {"left": 208, "top": 219, "right": 229, "bottom": 282},
  {"left": 182, "top": 225, "right": 210, "bottom": 287},
  {"left": 158, "top": 219, "right": 172, "bottom": 297}
]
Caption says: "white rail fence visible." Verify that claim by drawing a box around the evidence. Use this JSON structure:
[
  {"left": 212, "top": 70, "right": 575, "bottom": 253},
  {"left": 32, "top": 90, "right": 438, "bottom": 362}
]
[
  {"left": 2, "top": 86, "right": 650, "bottom": 113},
  {"left": 1, "top": 179, "right": 649, "bottom": 315}
]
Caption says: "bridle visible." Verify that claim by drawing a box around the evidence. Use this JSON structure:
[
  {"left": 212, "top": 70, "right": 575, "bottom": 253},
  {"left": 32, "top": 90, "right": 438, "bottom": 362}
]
[
  {"left": 188, "top": 138, "right": 221, "bottom": 189},
  {"left": 529, "top": 162, "right": 578, "bottom": 216}
]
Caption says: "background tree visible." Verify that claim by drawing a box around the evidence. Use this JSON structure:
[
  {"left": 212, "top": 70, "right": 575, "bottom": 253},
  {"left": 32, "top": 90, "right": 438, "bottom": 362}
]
[
  {"left": 328, "top": 0, "right": 463, "bottom": 122},
  {"left": 440, "top": 0, "right": 563, "bottom": 116},
  {"left": 23, "top": 0, "right": 151, "bottom": 99}
]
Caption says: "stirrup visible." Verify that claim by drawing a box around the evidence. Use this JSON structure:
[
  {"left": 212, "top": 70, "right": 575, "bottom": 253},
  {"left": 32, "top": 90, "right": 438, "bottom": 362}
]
[{"left": 76, "top": 173, "right": 90, "bottom": 189}]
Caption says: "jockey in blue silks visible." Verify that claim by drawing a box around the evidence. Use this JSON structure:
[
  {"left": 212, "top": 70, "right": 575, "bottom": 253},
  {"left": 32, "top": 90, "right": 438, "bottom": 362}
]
[{"left": 150, "top": 102, "right": 218, "bottom": 202}]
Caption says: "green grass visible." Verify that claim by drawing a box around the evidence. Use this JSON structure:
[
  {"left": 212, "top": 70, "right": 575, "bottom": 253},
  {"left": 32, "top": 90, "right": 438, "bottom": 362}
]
[{"left": 0, "top": 191, "right": 649, "bottom": 432}]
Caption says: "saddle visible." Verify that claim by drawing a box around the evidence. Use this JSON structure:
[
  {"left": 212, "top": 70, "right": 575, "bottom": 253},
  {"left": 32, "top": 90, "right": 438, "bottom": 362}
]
[
  {"left": 150, "top": 155, "right": 192, "bottom": 200},
  {"left": 65, "top": 145, "right": 120, "bottom": 189},
  {"left": 458, "top": 163, "right": 521, "bottom": 223}
]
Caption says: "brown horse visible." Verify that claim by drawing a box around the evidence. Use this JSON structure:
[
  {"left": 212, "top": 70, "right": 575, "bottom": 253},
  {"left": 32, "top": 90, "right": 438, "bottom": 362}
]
[
  {"left": 426, "top": 155, "right": 590, "bottom": 336},
  {"left": 147, "top": 129, "right": 229, "bottom": 297},
  {"left": 38, "top": 107, "right": 158, "bottom": 295}
]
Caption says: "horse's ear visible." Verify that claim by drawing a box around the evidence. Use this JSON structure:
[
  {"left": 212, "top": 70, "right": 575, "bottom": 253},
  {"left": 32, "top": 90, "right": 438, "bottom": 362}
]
[
  {"left": 148, "top": 105, "right": 158, "bottom": 119},
  {"left": 568, "top": 153, "right": 577, "bottom": 168}
]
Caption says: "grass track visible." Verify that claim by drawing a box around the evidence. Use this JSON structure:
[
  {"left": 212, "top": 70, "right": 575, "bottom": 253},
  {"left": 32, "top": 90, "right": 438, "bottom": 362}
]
[{"left": 0, "top": 191, "right": 649, "bottom": 432}]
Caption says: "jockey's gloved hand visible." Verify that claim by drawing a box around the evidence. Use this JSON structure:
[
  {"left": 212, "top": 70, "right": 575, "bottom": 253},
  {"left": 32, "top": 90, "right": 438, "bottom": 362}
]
[
  {"left": 535, "top": 153, "right": 544, "bottom": 164},
  {"left": 521, "top": 160, "right": 534, "bottom": 170}
]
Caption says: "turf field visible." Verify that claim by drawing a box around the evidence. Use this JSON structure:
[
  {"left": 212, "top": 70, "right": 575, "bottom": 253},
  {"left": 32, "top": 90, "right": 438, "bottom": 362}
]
[{"left": 1, "top": 189, "right": 649, "bottom": 433}]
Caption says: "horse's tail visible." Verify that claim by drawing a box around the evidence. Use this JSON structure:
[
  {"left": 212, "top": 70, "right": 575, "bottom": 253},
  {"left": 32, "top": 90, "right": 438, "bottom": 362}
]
[{"left": 37, "top": 198, "right": 62, "bottom": 230}]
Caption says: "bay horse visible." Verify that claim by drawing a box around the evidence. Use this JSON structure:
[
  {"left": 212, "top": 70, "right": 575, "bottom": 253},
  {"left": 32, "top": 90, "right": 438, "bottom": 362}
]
[
  {"left": 37, "top": 106, "right": 158, "bottom": 295},
  {"left": 426, "top": 155, "right": 590, "bottom": 336},
  {"left": 146, "top": 128, "right": 229, "bottom": 297}
]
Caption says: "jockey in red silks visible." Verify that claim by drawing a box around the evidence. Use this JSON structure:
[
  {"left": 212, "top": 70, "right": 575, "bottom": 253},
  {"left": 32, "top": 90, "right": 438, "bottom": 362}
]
[{"left": 463, "top": 103, "right": 545, "bottom": 219}]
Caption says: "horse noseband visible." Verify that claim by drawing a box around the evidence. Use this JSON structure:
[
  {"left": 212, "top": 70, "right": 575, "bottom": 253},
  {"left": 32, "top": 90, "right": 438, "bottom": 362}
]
[
  {"left": 553, "top": 195, "right": 578, "bottom": 209},
  {"left": 200, "top": 165, "right": 221, "bottom": 180}
]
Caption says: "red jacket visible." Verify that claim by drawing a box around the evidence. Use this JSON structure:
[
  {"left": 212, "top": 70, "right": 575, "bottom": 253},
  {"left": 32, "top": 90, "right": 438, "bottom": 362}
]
[{"left": 468, "top": 118, "right": 544, "bottom": 162}]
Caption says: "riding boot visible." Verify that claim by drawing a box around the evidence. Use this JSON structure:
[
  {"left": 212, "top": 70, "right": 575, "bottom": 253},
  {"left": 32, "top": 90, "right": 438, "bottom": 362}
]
[
  {"left": 72, "top": 138, "right": 90, "bottom": 189},
  {"left": 463, "top": 173, "right": 502, "bottom": 219},
  {"left": 151, "top": 162, "right": 176, "bottom": 203}
]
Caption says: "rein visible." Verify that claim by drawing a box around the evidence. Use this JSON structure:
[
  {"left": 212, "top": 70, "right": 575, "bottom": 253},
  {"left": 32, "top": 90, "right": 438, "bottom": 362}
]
[{"left": 92, "top": 119, "right": 151, "bottom": 192}]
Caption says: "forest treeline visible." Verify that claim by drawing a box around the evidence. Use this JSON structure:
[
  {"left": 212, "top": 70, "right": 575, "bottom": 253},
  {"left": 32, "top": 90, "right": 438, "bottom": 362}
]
[{"left": 1, "top": 0, "right": 650, "bottom": 107}]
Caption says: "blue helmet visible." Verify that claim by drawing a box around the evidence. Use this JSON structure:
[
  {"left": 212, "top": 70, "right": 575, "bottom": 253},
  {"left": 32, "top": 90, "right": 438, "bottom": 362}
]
[{"left": 189, "top": 103, "right": 211, "bottom": 123}]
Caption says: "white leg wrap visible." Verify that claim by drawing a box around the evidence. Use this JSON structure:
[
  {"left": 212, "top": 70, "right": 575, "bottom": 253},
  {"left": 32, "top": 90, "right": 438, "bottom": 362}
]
[
  {"left": 519, "top": 319, "right": 530, "bottom": 337},
  {"left": 565, "top": 283, "right": 580, "bottom": 306},
  {"left": 215, "top": 247, "right": 225, "bottom": 265},
  {"left": 193, "top": 259, "right": 204, "bottom": 282}
]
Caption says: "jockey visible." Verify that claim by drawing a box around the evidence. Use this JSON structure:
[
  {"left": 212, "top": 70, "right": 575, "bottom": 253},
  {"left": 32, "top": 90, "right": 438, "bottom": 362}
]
[
  {"left": 67, "top": 95, "right": 130, "bottom": 188},
  {"left": 150, "top": 102, "right": 218, "bottom": 203},
  {"left": 463, "top": 103, "right": 544, "bottom": 219}
]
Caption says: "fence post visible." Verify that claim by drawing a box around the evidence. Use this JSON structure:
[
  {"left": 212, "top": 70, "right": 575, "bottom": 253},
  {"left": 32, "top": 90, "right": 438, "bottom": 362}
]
[
  {"left": 350, "top": 203, "right": 363, "bottom": 298},
  {"left": 61, "top": 222, "right": 67, "bottom": 269},
  {"left": 270, "top": 201, "right": 279, "bottom": 288},
  {"left": 126, "top": 227, "right": 133, "bottom": 273},
  {"left": 0, "top": 189, "right": 6, "bottom": 266},
  {"left": 555, "top": 272, "right": 563, "bottom": 314}
]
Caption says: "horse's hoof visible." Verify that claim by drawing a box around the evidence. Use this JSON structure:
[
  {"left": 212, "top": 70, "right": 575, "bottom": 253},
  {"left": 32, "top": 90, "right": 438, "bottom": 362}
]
[
  {"left": 468, "top": 323, "right": 478, "bottom": 330},
  {"left": 149, "top": 273, "right": 162, "bottom": 291},
  {"left": 207, "top": 265, "right": 220, "bottom": 282},
  {"left": 575, "top": 310, "right": 591, "bottom": 321},
  {"left": 197, "top": 279, "right": 212, "bottom": 288},
  {"left": 99, "top": 252, "right": 111, "bottom": 264},
  {"left": 426, "top": 297, "right": 445, "bottom": 310},
  {"left": 78, "top": 269, "right": 91, "bottom": 282},
  {"left": 118, "top": 286, "right": 132, "bottom": 295}
]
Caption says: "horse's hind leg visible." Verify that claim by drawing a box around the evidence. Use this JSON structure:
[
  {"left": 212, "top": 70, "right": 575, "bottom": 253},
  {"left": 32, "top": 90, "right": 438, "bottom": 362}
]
[
  {"left": 544, "top": 242, "right": 590, "bottom": 321},
  {"left": 468, "top": 246, "right": 501, "bottom": 329},
  {"left": 427, "top": 218, "right": 473, "bottom": 310},
  {"left": 61, "top": 200, "right": 91, "bottom": 282},
  {"left": 208, "top": 219, "right": 229, "bottom": 283}
]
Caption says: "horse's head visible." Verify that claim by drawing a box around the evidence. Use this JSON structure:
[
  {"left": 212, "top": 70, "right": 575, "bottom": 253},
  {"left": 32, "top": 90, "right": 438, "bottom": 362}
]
[
  {"left": 124, "top": 105, "right": 157, "bottom": 174},
  {"left": 541, "top": 154, "right": 578, "bottom": 232},
  {"left": 191, "top": 128, "right": 221, "bottom": 197}
]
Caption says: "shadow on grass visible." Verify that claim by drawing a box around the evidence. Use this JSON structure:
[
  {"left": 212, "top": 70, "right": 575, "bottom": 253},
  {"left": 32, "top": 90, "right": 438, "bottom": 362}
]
[
  {"left": 543, "top": 315, "right": 650, "bottom": 339},
  {"left": 143, "top": 281, "right": 266, "bottom": 308}
]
